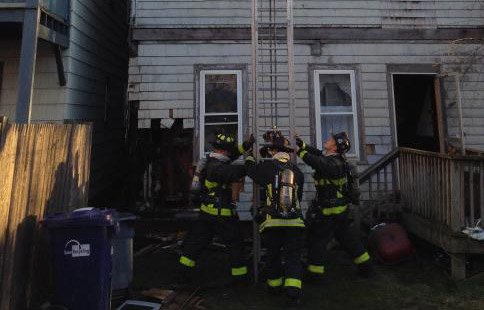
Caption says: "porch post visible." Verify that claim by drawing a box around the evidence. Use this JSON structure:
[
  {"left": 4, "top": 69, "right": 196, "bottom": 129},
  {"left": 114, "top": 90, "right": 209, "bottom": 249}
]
[{"left": 15, "top": 0, "right": 40, "bottom": 123}]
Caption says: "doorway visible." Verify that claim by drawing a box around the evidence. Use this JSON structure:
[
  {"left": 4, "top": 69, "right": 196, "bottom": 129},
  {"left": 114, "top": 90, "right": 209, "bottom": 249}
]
[{"left": 392, "top": 74, "right": 441, "bottom": 152}]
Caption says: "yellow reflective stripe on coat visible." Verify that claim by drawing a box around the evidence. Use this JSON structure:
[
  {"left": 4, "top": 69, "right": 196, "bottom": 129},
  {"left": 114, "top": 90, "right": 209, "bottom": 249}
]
[
  {"left": 204, "top": 179, "right": 218, "bottom": 190},
  {"left": 238, "top": 144, "right": 245, "bottom": 154},
  {"left": 298, "top": 150, "right": 308, "bottom": 159},
  {"left": 322, "top": 205, "right": 348, "bottom": 215},
  {"left": 259, "top": 217, "right": 305, "bottom": 232},
  {"left": 354, "top": 251, "right": 370, "bottom": 265},
  {"left": 200, "top": 204, "right": 234, "bottom": 216},
  {"left": 267, "top": 278, "right": 283, "bottom": 287},
  {"left": 316, "top": 177, "right": 347, "bottom": 186},
  {"left": 232, "top": 266, "right": 248, "bottom": 276},
  {"left": 266, "top": 184, "right": 273, "bottom": 206},
  {"left": 307, "top": 264, "right": 325, "bottom": 274},
  {"left": 284, "top": 278, "right": 302, "bottom": 289},
  {"left": 179, "top": 255, "right": 195, "bottom": 268}
]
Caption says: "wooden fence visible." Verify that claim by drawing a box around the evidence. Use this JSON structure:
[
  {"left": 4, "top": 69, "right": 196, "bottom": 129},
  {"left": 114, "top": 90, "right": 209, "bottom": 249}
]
[
  {"left": 0, "top": 118, "right": 93, "bottom": 310},
  {"left": 399, "top": 147, "right": 484, "bottom": 232}
]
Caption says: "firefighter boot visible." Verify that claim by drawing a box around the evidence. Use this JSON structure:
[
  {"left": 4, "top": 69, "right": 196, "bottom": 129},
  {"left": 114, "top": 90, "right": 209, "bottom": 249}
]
[
  {"left": 356, "top": 261, "right": 374, "bottom": 279},
  {"left": 173, "top": 265, "right": 194, "bottom": 287},
  {"left": 286, "top": 296, "right": 301, "bottom": 309},
  {"left": 231, "top": 273, "right": 249, "bottom": 288}
]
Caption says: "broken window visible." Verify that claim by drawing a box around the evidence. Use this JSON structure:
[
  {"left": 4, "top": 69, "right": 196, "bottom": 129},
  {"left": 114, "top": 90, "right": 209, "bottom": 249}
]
[
  {"left": 200, "top": 70, "right": 243, "bottom": 157},
  {"left": 314, "top": 70, "right": 359, "bottom": 158}
]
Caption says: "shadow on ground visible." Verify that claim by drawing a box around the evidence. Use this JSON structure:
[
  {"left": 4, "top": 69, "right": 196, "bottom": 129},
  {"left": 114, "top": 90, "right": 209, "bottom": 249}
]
[{"left": 132, "top": 243, "right": 484, "bottom": 310}]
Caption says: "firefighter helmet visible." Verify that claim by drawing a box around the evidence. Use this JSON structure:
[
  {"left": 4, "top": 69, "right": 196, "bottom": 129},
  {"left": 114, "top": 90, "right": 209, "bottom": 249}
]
[
  {"left": 211, "top": 132, "right": 237, "bottom": 151},
  {"left": 332, "top": 131, "right": 351, "bottom": 154},
  {"left": 262, "top": 129, "right": 294, "bottom": 153}
]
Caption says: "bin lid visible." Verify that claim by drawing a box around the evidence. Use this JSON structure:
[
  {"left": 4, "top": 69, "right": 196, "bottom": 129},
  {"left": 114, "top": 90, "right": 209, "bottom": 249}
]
[
  {"left": 43, "top": 207, "right": 115, "bottom": 228},
  {"left": 113, "top": 211, "right": 137, "bottom": 222}
]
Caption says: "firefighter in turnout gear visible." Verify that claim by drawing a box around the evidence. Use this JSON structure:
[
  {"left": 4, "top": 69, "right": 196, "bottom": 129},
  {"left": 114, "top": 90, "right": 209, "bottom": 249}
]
[
  {"left": 295, "top": 132, "right": 371, "bottom": 280},
  {"left": 245, "top": 131, "right": 305, "bottom": 307},
  {"left": 178, "top": 133, "right": 254, "bottom": 284}
]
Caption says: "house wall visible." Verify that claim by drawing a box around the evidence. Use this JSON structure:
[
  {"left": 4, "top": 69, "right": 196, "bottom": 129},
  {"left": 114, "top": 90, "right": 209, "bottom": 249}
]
[
  {"left": 65, "top": 0, "right": 129, "bottom": 205},
  {"left": 128, "top": 41, "right": 484, "bottom": 219},
  {"left": 131, "top": 0, "right": 483, "bottom": 28},
  {"left": 0, "top": 40, "right": 66, "bottom": 121},
  {"left": 0, "top": 0, "right": 129, "bottom": 206}
]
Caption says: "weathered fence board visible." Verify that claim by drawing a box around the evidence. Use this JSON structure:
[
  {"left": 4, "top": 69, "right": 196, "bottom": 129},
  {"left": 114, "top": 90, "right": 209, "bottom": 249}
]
[{"left": 0, "top": 120, "right": 92, "bottom": 310}]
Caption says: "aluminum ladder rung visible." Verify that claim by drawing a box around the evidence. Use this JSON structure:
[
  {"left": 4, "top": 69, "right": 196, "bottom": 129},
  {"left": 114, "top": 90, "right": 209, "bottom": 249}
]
[
  {"left": 258, "top": 37, "right": 288, "bottom": 41},
  {"left": 259, "top": 100, "right": 289, "bottom": 104},
  {"left": 257, "top": 47, "right": 287, "bottom": 51},
  {"left": 256, "top": 128, "right": 291, "bottom": 134},
  {"left": 257, "top": 22, "right": 287, "bottom": 27},
  {"left": 258, "top": 8, "right": 287, "bottom": 12},
  {"left": 258, "top": 87, "right": 289, "bottom": 91},
  {"left": 257, "top": 114, "right": 290, "bottom": 118},
  {"left": 257, "top": 72, "right": 288, "bottom": 76},
  {"left": 257, "top": 60, "right": 289, "bottom": 64}
]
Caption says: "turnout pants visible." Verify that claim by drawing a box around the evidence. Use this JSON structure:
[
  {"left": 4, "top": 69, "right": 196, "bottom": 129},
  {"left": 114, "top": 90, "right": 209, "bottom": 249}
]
[
  {"left": 307, "top": 210, "right": 369, "bottom": 275},
  {"left": 263, "top": 227, "right": 304, "bottom": 298},
  {"left": 179, "top": 211, "right": 247, "bottom": 277}
]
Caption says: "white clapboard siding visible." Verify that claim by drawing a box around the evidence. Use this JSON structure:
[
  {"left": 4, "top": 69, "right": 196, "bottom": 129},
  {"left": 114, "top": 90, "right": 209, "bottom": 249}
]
[
  {"left": 0, "top": 40, "right": 67, "bottom": 121},
  {"left": 132, "top": 0, "right": 483, "bottom": 28},
  {"left": 65, "top": 0, "right": 129, "bottom": 204},
  {"left": 129, "top": 41, "right": 484, "bottom": 218}
]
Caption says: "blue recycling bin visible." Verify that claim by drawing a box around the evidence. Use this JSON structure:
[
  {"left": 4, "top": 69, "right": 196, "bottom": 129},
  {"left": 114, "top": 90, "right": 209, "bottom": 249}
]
[
  {"left": 43, "top": 208, "right": 117, "bottom": 310},
  {"left": 112, "top": 212, "right": 136, "bottom": 293}
]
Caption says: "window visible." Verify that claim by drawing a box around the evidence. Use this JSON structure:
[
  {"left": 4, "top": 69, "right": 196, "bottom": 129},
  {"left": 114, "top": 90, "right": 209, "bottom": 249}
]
[
  {"left": 314, "top": 70, "right": 359, "bottom": 158},
  {"left": 199, "top": 70, "right": 243, "bottom": 158}
]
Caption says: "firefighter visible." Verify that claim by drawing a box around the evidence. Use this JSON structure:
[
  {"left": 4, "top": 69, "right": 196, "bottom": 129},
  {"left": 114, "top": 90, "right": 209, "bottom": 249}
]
[
  {"left": 295, "top": 132, "right": 371, "bottom": 281},
  {"left": 245, "top": 131, "right": 305, "bottom": 307},
  {"left": 177, "top": 133, "right": 254, "bottom": 284}
]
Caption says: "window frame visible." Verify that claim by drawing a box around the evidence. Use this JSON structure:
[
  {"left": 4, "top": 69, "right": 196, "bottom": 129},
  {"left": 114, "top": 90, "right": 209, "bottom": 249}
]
[
  {"left": 313, "top": 69, "right": 360, "bottom": 158},
  {"left": 199, "top": 69, "right": 243, "bottom": 159}
]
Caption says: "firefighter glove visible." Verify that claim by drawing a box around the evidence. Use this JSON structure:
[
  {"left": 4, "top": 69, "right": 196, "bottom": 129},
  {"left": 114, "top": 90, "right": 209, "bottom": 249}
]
[
  {"left": 295, "top": 136, "right": 306, "bottom": 149},
  {"left": 242, "top": 134, "right": 256, "bottom": 152}
]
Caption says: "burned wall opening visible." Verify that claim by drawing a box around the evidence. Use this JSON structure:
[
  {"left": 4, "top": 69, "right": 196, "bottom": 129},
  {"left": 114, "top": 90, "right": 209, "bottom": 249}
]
[{"left": 132, "top": 119, "right": 194, "bottom": 214}]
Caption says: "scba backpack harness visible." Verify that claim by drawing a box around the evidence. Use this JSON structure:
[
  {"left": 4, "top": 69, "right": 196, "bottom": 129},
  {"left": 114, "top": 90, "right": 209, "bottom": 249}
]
[{"left": 267, "top": 162, "right": 301, "bottom": 219}]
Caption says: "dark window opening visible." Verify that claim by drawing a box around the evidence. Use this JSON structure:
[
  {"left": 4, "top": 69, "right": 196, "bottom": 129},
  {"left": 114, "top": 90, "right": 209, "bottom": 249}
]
[{"left": 393, "top": 74, "right": 440, "bottom": 152}]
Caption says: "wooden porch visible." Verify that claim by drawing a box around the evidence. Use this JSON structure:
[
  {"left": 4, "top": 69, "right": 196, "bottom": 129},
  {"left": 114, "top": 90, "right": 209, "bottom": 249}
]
[{"left": 358, "top": 147, "right": 484, "bottom": 280}]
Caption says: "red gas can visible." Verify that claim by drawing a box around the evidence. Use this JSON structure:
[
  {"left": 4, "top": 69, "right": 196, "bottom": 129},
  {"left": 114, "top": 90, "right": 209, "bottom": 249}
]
[{"left": 369, "top": 223, "right": 415, "bottom": 265}]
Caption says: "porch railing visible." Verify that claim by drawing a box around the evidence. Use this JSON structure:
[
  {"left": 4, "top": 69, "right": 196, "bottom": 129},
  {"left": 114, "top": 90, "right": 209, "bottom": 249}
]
[
  {"left": 399, "top": 147, "right": 484, "bottom": 232},
  {"left": 357, "top": 148, "right": 401, "bottom": 226}
]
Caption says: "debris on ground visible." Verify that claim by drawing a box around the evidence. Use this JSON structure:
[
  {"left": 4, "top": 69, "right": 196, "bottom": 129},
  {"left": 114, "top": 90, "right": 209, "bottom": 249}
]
[
  {"left": 462, "top": 220, "right": 484, "bottom": 241},
  {"left": 134, "top": 232, "right": 187, "bottom": 258},
  {"left": 132, "top": 238, "right": 484, "bottom": 310},
  {"left": 166, "top": 286, "right": 206, "bottom": 310},
  {"left": 141, "top": 288, "right": 175, "bottom": 303},
  {"left": 116, "top": 300, "right": 161, "bottom": 310}
]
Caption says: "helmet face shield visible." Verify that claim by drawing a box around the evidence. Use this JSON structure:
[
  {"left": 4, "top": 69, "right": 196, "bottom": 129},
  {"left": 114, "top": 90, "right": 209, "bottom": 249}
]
[{"left": 332, "top": 131, "right": 351, "bottom": 154}]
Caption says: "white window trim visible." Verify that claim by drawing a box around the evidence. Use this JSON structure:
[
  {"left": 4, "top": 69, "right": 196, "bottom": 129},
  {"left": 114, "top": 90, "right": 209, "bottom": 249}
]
[
  {"left": 199, "top": 70, "right": 243, "bottom": 158},
  {"left": 313, "top": 69, "right": 360, "bottom": 158}
]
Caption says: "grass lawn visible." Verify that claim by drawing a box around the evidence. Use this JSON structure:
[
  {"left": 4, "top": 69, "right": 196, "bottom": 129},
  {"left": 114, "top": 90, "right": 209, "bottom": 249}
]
[{"left": 132, "top": 243, "right": 484, "bottom": 310}]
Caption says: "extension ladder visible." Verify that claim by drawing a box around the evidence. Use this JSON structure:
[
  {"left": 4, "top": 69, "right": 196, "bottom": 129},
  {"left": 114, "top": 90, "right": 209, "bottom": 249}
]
[{"left": 250, "top": 0, "right": 297, "bottom": 282}]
